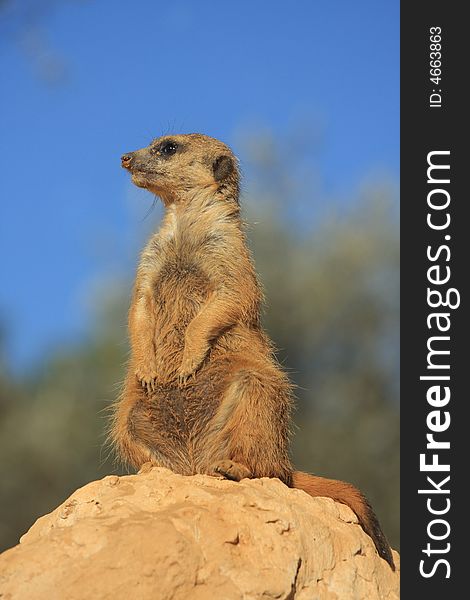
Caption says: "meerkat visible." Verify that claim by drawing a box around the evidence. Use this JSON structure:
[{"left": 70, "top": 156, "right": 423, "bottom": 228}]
[{"left": 111, "top": 133, "right": 394, "bottom": 569}]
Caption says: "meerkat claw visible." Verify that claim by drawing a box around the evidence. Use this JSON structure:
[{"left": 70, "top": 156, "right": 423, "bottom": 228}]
[
  {"left": 177, "top": 371, "right": 195, "bottom": 387},
  {"left": 135, "top": 369, "right": 158, "bottom": 393}
]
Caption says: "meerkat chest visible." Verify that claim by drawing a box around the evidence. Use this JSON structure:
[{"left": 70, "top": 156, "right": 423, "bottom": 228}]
[
  {"left": 148, "top": 237, "right": 212, "bottom": 324},
  {"left": 141, "top": 211, "right": 227, "bottom": 318}
]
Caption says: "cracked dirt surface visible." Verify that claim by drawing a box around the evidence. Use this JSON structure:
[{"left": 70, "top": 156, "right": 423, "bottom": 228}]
[{"left": 0, "top": 467, "right": 399, "bottom": 599}]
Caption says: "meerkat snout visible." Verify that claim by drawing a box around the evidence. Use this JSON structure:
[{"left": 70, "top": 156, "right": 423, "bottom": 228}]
[{"left": 121, "top": 153, "right": 134, "bottom": 169}]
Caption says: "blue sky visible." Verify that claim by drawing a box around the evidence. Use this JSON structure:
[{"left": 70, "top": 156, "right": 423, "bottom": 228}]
[{"left": 0, "top": 0, "right": 399, "bottom": 371}]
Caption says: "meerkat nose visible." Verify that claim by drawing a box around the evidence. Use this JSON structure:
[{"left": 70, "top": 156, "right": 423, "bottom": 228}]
[{"left": 121, "top": 153, "right": 133, "bottom": 168}]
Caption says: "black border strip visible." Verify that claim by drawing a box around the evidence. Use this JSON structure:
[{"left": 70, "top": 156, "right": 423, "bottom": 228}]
[{"left": 401, "top": 2, "right": 464, "bottom": 596}]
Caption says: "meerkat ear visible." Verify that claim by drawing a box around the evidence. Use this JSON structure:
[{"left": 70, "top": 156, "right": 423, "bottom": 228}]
[{"left": 212, "top": 155, "right": 234, "bottom": 182}]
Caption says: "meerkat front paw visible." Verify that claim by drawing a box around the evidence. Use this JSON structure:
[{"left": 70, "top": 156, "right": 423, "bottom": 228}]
[
  {"left": 135, "top": 364, "right": 158, "bottom": 392},
  {"left": 177, "top": 358, "right": 199, "bottom": 386},
  {"left": 210, "top": 460, "right": 252, "bottom": 482},
  {"left": 177, "top": 346, "right": 207, "bottom": 386}
]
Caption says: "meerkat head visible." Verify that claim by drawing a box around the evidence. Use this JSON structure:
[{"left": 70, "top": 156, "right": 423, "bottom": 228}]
[{"left": 121, "top": 133, "right": 239, "bottom": 205}]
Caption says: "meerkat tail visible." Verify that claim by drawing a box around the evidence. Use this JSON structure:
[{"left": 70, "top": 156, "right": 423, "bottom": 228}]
[{"left": 291, "top": 471, "right": 395, "bottom": 570}]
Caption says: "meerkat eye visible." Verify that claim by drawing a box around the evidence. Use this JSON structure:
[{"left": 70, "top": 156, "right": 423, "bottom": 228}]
[{"left": 160, "top": 141, "right": 178, "bottom": 156}]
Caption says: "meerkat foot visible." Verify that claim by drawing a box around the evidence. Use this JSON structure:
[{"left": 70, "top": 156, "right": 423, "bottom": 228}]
[
  {"left": 211, "top": 460, "right": 252, "bottom": 482},
  {"left": 138, "top": 461, "right": 157, "bottom": 474}
]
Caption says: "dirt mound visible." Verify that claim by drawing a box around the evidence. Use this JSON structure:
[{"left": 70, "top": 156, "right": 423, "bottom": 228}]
[{"left": 0, "top": 467, "right": 399, "bottom": 599}]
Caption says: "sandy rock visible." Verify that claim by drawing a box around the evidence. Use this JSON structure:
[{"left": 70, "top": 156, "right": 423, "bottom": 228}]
[{"left": 0, "top": 467, "right": 399, "bottom": 599}]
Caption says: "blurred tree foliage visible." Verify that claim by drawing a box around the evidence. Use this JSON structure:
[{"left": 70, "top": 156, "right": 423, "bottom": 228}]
[{"left": 0, "top": 133, "right": 399, "bottom": 552}]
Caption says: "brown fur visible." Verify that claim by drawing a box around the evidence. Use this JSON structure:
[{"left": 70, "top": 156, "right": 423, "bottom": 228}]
[{"left": 110, "top": 133, "right": 394, "bottom": 570}]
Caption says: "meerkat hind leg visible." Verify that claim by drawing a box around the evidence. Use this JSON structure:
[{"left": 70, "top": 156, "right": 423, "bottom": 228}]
[{"left": 202, "top": 361, "right": 292, "bottom": 484}]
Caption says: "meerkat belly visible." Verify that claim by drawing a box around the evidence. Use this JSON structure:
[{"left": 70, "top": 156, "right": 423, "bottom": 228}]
[
  {"left": 140, "top": 255, "right": 257, "bottom": 468},
  {"left": 133, "top": 357, "right": 231, "bottom": 474},
  {"left": 141, "top": 258, "right": 216, "bottom": 463}
]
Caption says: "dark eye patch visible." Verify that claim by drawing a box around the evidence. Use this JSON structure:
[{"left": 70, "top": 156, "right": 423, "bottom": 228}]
[{"left": 159, "top": 140, "right": 178, "bottom": 156}]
